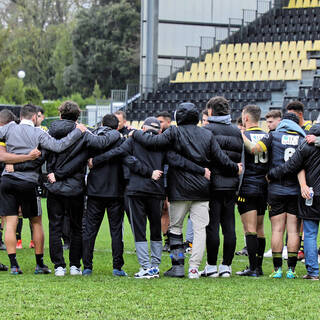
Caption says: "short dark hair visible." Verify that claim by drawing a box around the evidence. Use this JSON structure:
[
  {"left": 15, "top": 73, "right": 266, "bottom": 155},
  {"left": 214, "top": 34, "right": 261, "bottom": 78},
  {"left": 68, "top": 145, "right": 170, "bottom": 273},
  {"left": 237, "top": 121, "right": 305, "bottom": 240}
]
[
  {"left": 206, "top": 96, "right": 230, "bottom": 116},
  {"left": 156, "top": 111, "right": 171, "bottom": 120},
  {"left": 242, "top": 105, "right": 261, "bottom": 123},
  {"left": 36, "top": 106, "right": 45, "bottom": 115},
  {"left": 202, "top": 109, "right": 208, "bottom": 116},
  {"left": 102, "top": 114, "right": 119, "bottom": 129},
  {"left": 20, "top": 104, "right": 37, "bottom": 119},
  {"left": 58, "top": 101, "right": 81, "bottom": 121},
  {"left": 265, "top": 110, "right": 282, "bottom": 119},
  {"left": 114, "top": 110, "right": 126, "bottom": 120},
  {"left": 0, "top": 109, "right": 17, "bottom": 125},
  {"left": 286, "top": 101, "right": 304, "bottom": 113}
]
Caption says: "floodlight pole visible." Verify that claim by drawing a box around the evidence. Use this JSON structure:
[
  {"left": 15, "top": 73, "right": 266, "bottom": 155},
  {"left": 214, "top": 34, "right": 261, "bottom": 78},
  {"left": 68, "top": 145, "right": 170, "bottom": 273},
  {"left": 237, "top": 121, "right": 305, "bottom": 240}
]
[{"left": 144, "top": 0, "right": 159, "bottom": 93}]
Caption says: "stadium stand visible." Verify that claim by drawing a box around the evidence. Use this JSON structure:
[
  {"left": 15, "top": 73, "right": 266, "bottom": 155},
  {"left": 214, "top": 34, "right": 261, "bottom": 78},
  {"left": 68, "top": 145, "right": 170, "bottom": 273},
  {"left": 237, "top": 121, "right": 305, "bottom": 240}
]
[{"left": 127, "top": 1, "right": 320, "bottom": 123}]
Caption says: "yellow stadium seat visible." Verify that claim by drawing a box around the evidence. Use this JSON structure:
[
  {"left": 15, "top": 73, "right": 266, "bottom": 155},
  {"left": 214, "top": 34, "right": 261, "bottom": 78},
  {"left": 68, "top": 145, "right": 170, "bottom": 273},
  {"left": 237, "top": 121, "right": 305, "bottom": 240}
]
[
  {"left": 268, "top": 60, "right": 276, "bottom": 70},
  {"left": 220, "top": 53, "right": 227, "bottom": 63},
  {"left": 242, "top": 52, "right": 250, "bottom": 62},
  {"left": 261, "top": 70, "right": 269, "bottom": 81},
  {"left": 305, "top": 40, "right": 313, "bottom": 51},
  {"left": 206, "top": 72, "right": 214, "bottom": 81},
  {"left": 221, "top": 72, "right": 228, "bottom": 81},
  {"left": 311, "top": 0, "right": 318, "bottom": 6},
  {"left": 190, "top": 72, "right": 198, "bottom": 82},
  {"left": 249, "top": 43, "right": 257, "bottom": 52},
  {"left": 234, "top": 52, "right": 243, "bottom": 62},
  {"left": 250, "top": 52, "right": 258, "bottom": 61},
  {"left": 219, "top": 44, "right": 227, "bottom": 54},
  {"left": 257, "top": 42, "right": 265, "bottom": 52},
  {"left": 205, "top": 63, "right": 213, "bottom": 73},
  {"left": 269, "top": 69, "right": 278, "bottom": 80},
  {"left": 260, "top": 61, "right": 268, "bottom": 71},
  {"left": 299, "top": 51, "right": 307, "bottom": 60},
  {"left": 290, "top": 51, "right": 298, "bottom": 60},
  {"left": 175, "top": 72, "right": 184, "bottom": 82},
  {"left": 198, "top": 62, "right": 205, "bottom": 73},
  {"left": 227, "top": 53, "right": 234, "bottom": 61},
  {"left": 293, "top": 69, "right": 302, "bottom": 80},
  {"left": 285, "top": 70, "right": 294, "bottom": 80},
  {"left": 258, "top": 51, "right": 265, "bottom": 61},
  {"left": 286, "top": 0, "right": 296, "bottom": 8},
  {"left": 229, "top": 71, "right": 237, "bottom": 81},
  {"left": 237, "top": 71, "right": 245, "bottom": 81},
  {"left": 242, "top": 43, "right": 249, "bottom": 52},
  {"left": 220, "top": 62, "right": 228, "bottom": 72},
  {"left": 308, "top": 59, "right": 317, "bottom": 69},
  {"left": 243, "top": 61, "right": 251, "bottom": 72},
  {"left": 228, "top": 61, "right": 236, "bottom": 71},
  {"left": 212, "top": 63, "right": 220, "bottom": 71},
  {"left": 197, "top": 73, "right": 206, "bottom": 82},
  {"left": 277, "top": 69, "right": 285, "bottom": 80},
  {"left": 281, "top": 41, "right": 289, "bottom": 51},
  {"left": 284, "top": 60, "right": 293, "bottom": 70},
  {"left": 292, "top": 59, "right": 301, "bottom": 69},
  {"left": 275, "top": 60, "right": 283, "bottom": 70},
  {"left": 235, "top": 62, "right": 243, "bottom": 71},
  {"left": 273, "top": 42, "right": 281, "bottom": 51},
  {"left": 190, "top": 63, "right": 198, "bottom": 73},
  {"left": 212, "top": 52, "right": 219, "bottom": 62},
  {"left": 296, "top": 41, "right": 304, "bottom": 51},
  {"left": 301, "top": 59, "right": 309, "bottom": 69},
  {"left": 205, "top": 54, "right": 212, "bottom": 64},
  {"left": 265, "top": 42, "right": 273, "bottom": 52},
  {"left": 282, "top": 51, "right": 290, "bottom": 61},
  {"left": 251, "top": 70, "right": 259, "bottom": 81},
  {"left": 252, "top": 61, "right": 260, "bottom": 71},
  {"left": 213, "top": 72, "right": 221, "bottom": 81},
  {"left": 226, "top": 44, "right": 234, "bottom": 53},
  {"left": 313, "top": 40, "right": 320, "bottom": 50},
  {"left": 296, "top": 0, "right": 303, "bottom": 7},
  {"left": 266, "top": 51, "right": 274, "bottom": 61},
  {"left": 288, "top": 41, "right": 296, "bottom": 51},
  {"left": 245, "top": 70, "right": 253, "bottom": 81},
  {"left": 234, "top": 43, "right": 242, "bottom": 53},
  {"left": 274, "top": 51, "right": 282, "bottom": 61},
  {"left": 183, "top": 72, "right": 191, "bottom": 82},
  {"left": 303, "top": 0, "right": 312, "bottom": 7}
]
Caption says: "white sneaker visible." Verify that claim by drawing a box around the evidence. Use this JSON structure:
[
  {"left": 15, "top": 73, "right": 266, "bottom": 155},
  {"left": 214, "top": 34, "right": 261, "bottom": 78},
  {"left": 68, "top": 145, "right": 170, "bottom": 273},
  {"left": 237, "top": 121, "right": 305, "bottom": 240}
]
[
  {"left": 54, "top": 266, "right": 66, "bottom": 277},
  {"left": 282, "top": 246, "right": 288, "bottom": 260},
  {"left": 134, "top": 268, "right": 154, "bottom": 279},
  {"left": 70, "top": 266, "right": 82, "bottom": 275},
  {"left": 264, "top": 248, "right": 272, "bottom": 258},
  {"left": 219, "top": 264, "right": 232, "bottom": 278},
  {"left": 199, "top": 264, "right": 219, "bottom": 278},
  {"left": 188, "top": 268, "right": 199, "bottom": 279}
]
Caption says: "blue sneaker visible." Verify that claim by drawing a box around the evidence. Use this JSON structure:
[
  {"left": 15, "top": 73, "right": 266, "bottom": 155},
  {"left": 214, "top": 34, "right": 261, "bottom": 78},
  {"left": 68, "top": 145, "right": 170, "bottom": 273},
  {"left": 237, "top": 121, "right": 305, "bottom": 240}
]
[
  {"left": 10, "top": 266, "right": 23, "bottom": 275},
  {"left": 113, "top": 269, "right": 128, "bottom": 277},
  {"left": 82, "top": 268, "right": 92, "bottom": 276},
  {"left": 151, "top": 267, "right": 160, "bottom": 278},
  {"left": 270, "top": 267, "right": 283, "bottom": 279},
  {"left": 35, "top": 264, "right": 51, "bottom": 274},
  {"left": 286, "top": 268, "right": 297, "bottom": 279}
]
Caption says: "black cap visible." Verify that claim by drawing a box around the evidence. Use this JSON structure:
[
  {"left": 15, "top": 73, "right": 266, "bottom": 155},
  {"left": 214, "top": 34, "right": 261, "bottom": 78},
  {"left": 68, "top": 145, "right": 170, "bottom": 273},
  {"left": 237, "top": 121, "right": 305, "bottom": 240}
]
[
  {"left": 283, "top": 112, "right": 299, "bottom": 125},
  {"left": 143, "top": 117, "right": 161, "bottom": 130}
]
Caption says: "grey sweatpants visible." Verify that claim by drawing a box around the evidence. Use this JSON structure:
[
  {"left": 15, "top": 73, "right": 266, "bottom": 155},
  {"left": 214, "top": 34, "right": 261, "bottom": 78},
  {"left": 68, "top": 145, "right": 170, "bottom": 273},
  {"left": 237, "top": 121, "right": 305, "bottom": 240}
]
[{"left": 169, "top": 201, "right": 209, "bottom": 269}]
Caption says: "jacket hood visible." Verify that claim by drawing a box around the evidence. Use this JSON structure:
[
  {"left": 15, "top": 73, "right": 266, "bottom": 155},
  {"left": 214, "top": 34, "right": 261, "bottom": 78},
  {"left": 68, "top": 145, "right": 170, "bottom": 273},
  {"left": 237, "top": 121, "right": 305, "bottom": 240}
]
[
  {"left": 309, "top": 123, "right": 320, "bottom": 136},
  {"left": 93, "top": 126, "right": 113, "bottom": 136},
  {"left": 175, "top": 103, "right": 199, "bottom": 125},
  {"left": 49, "top": 119, "right": 76, "bottom": 139}
]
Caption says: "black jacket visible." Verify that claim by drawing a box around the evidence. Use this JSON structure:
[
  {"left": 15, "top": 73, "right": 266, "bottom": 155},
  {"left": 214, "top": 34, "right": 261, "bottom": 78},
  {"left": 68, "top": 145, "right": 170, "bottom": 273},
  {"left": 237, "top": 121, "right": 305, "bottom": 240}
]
[
  {"left": 268, "top": 124, "right": 320, "bottom": 220},
  {"left": 92, "top": 133, "right": 206, "bottom": 199},
  {"left": 204, "top": 120, "right": 242, "bottom": 191},
  {"left": 132, "top": 104, "right": 239, "bottom": 201},
  {"left": 45, "top": 120, "right": 120, "bottom": 196}
]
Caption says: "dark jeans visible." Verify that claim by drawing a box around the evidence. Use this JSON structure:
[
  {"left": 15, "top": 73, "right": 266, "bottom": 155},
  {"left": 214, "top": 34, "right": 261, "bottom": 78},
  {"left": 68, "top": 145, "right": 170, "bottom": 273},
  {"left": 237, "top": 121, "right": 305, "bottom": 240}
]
[
  {"left": 83, "top": 196, "right": 124, "bottom": 270},
  {"left": 47, "top": 192, "right": 84, "bottom": 269},
  {"left": 127, "top": 196, "right": 162, "bottom": 242},
  {"left": 206, "top": 190, "right": 237, "bottom": 266}
]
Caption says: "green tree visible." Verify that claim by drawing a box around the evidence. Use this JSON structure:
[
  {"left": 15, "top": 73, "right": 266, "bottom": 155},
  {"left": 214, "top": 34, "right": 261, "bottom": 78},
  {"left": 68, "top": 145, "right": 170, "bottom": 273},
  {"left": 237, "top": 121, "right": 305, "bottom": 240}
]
[
  {"left": 66, "top": 0, "right": 140, "bottom": 97},
  {"left": 92, "top": 80, "right": 102, "bottom": 100},
  {"left": 24, "top": 86, "right": 43, "bottom": 105},
  {"left": 2, "top": 77, "right": 25, "bottom": 104}
]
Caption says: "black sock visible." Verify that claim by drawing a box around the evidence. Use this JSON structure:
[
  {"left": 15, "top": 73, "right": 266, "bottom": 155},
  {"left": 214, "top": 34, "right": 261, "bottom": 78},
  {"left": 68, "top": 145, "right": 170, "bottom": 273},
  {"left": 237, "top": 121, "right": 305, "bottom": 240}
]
[
  {"left": 245, "top": 233, "right": 258, "bottom": 271},
  {"left": 256, "top": 237, "right": 266, "bottom": 268},
  {"left": 16, "top": 218, "right": 23, "bottom": 241},
  {"left": 287, "top": 252, "right": 298, "bottom": 270},
  {"left": 0, "top": 227, "right": 3, "bottom": 242},
  {"left": 8, "top": 253, "right": 19, "bottom": 268},
  {"left": 36, "top": 254, "right": 44, "bottom": 267},
  {"left": 272, "top": 252, "right": 282, "bottom": 269}
]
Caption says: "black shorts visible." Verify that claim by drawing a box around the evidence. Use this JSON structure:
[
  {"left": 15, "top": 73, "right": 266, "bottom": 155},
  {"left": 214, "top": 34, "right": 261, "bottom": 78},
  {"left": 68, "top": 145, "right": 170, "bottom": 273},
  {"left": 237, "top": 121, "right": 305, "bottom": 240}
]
[
  {"left": 268, "top": 194, "right": 298, "bottom": 217},
  {"left": 237, "top": 195, "right": 267, "bottom": 216},
  {"left": 0, "top": 175, "right": 42, "bottom": 218}
]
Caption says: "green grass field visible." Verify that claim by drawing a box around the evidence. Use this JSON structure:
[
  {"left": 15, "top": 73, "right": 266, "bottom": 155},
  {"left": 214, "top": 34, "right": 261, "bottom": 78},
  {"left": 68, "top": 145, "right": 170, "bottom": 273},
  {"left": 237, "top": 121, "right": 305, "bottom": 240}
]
[{"left": 1, "top": 199, "right": 320, "bottom": 320}]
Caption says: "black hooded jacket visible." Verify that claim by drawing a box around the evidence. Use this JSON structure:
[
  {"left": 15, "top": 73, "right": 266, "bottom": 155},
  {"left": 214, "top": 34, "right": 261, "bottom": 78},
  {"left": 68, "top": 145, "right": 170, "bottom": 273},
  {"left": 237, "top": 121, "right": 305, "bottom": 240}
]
[
  {"left": 268, "top": 124, "right": 320, "bottom": 220},
  {"left": 132, "top": 103, "right": 239, "bottom": 201},
  {"left": 204, "top": 119, "right": 243, "bottom": 191}
]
